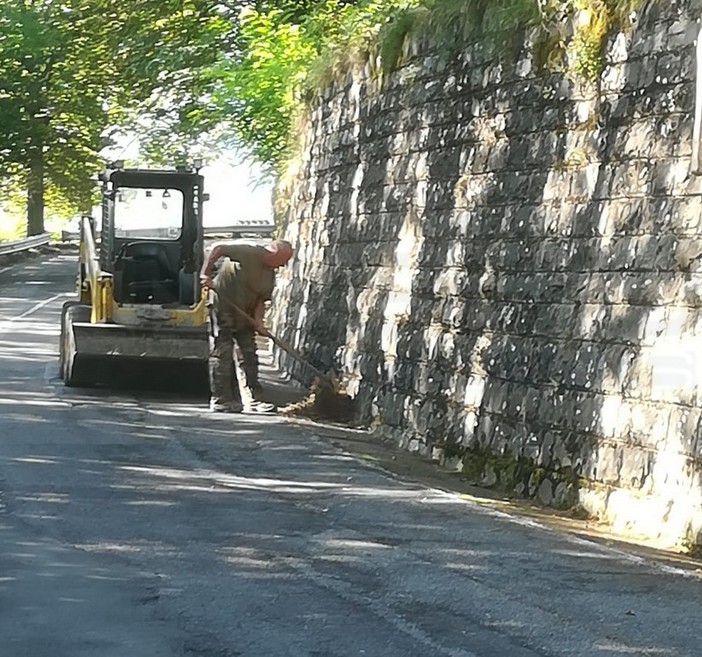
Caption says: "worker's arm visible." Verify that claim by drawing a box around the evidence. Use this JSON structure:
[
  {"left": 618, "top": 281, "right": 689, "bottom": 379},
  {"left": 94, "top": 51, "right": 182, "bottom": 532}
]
[{"left": 199, "top": 244, "right": 223, "bottom": 289}]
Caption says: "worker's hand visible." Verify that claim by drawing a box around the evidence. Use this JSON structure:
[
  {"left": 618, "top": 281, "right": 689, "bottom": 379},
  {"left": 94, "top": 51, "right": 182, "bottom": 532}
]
[
  {"left": 200, "top": 273, "right": 213, "bottom": 289},
  {"left": 254, "top": 321, "right": 269, "bottom": 337}
]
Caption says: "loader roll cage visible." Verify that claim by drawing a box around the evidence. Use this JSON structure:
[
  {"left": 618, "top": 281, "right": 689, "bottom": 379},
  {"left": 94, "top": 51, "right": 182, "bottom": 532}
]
[{"left": 99, "top": 168, "right": 205, "bottom": 307}]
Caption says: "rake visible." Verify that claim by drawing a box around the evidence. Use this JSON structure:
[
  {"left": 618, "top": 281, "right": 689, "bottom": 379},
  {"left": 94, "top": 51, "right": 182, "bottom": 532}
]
[{"left": 218, "top": 297, "right": 355, "bottom": 422}]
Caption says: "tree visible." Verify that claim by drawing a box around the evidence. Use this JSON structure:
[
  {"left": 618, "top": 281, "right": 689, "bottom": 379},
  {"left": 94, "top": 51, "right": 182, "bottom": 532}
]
[
  {"left": 205, "top": 0, "right": 412, "bottom": 171},
  {"left": 0, "top": 0, "right": 231, "bottom": 235}
]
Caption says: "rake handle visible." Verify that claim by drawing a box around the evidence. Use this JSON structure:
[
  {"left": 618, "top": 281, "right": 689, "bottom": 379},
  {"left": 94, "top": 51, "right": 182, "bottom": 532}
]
[{"left": 217, "top": 296, "right": 330, "bottom": 382}]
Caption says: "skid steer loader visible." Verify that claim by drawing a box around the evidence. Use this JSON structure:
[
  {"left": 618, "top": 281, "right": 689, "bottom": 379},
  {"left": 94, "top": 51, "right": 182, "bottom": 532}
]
[{"left": 58, "top": 163, "right": 210, "bottom": 388}]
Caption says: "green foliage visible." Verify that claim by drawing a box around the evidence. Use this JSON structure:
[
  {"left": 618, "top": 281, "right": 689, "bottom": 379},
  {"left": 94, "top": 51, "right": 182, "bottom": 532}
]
[
  {"left": 533, "top": 0, "right": 643, "bottom": 81},
  {"left": 208, "top": 0, "right": 416, "bottom": 170},
  {"left": 0, "top": 1, "right": 106, "bottom": 229},
  {"left": 421, "top": 0, "right": 539, "bottom": 54},
  {"left": 457, "top": 444, "right": 581, "bottom": 509},
  {"left": 379, "top": 7, "right": 423, "bottom": 73},
  {"left": 304, "top": 1, "right": 422, "bottom": 93},
  {"left": 208, "top": 6, "right": 318, "bottom": 168},
  {"left": 104, "top": 0, "right": 236, "bottom": 165},
  {"left": 0, "top": 0, "right": 230, "bottom": 233}
]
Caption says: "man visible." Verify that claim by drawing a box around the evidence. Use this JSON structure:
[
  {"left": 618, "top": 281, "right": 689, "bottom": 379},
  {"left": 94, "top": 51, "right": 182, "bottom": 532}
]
[{"left": 200, "top": 239, "right": 294, "bottom": 413}]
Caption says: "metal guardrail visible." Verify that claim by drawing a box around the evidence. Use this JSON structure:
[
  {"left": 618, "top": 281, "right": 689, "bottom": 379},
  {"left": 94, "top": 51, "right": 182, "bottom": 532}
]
[
  {"left": 0, "top": 232, "right": 51, "bottom": 257},
  {"left": 203, "top": 222, "right": 275, "bottom": 236}
]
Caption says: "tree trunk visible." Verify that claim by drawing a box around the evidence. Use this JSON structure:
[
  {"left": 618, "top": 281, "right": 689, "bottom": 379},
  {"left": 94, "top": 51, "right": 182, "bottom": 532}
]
[{"left": 26, "top": 155, "right": 44, "bottom": 236}]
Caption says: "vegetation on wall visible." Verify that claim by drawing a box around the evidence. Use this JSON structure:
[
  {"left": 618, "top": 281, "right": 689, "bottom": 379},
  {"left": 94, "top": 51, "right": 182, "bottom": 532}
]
[{"left": 213, "top": 0, "right": 645, "bottom": 174}]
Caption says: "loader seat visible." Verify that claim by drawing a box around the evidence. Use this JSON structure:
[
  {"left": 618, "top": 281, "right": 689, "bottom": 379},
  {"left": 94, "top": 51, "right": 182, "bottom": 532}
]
[{"left": 114, "top": 241, "right": 178, "bottom": 303}]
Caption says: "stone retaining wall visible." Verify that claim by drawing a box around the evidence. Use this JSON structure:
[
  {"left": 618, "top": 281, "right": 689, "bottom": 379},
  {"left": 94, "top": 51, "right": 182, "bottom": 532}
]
[{"left": 271, "top": 0, "right": 702, "bottom": 550}]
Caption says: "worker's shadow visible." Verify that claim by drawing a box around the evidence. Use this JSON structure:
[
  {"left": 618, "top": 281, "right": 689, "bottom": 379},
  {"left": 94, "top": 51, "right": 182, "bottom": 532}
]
[{"left": 85, "top": 359, "right": 210, "bottom": 402}]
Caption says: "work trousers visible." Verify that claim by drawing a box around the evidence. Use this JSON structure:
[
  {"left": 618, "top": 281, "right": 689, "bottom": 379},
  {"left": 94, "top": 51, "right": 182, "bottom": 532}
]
[{"left": 209, "top": 308, "right": 260, "bottom": 407}]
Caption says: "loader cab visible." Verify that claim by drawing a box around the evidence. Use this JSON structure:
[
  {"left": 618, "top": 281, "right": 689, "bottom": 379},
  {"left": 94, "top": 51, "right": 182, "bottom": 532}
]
[{"left": 99, "top": 166, "right": 205, "bottom": 307}]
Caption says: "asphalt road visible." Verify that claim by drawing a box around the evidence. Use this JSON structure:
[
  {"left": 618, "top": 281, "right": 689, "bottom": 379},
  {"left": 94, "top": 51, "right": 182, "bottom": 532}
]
[{"left": 0, "top": 252, "right": 701, "bottom": 657}]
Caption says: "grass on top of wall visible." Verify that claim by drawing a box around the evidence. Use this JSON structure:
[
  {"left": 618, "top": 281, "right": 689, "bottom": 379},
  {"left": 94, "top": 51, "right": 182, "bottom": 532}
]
[{"left": 376, "top": 0, "right": 644, "bottom": 79}]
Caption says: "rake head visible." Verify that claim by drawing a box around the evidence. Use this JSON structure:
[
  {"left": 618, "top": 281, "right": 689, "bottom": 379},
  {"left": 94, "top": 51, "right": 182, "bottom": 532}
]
[{"left": 279, "top": 371, "right": 356, "bottom": 424}]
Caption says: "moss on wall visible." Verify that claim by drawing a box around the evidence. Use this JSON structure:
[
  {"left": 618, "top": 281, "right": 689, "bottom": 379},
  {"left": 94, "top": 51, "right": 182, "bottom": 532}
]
[
  {"left": 374, "top": 0, "right": 645, "bottom": 83},
  {"left": 435, "top": 443, "right": 582, "bottom": 511}
]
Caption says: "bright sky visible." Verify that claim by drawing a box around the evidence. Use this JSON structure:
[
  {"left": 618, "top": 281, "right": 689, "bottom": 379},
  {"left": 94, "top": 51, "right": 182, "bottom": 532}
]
[{"left": 200, "top": 154, "right": 275, "bottom": 226}]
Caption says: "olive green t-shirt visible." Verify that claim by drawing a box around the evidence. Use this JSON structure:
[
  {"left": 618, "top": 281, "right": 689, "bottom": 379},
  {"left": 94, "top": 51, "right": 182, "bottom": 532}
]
[{"left": 213, "top": 244, "right": 274, "bottom": 321}]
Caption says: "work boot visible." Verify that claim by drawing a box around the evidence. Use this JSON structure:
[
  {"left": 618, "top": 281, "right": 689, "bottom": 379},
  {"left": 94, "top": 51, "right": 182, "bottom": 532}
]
[
  {"left": 242, "top": 400, "right": 277, "bottom": 414},
  {"left": 209, "top": 399, "right": 243, "bottom": 413}
]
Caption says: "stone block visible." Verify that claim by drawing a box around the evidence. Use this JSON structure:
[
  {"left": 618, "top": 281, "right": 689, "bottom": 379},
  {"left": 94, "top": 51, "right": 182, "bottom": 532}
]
[
  {"left": 648, "top": 341, "right": 700, "bottom": 407},
  {"left": 570, "top": 346, "right": 602, "bottom": 393},
  {"left": 604, "top": 304, "right": 648, "bottom": 345},
  {"left": 672, "top": 238, "right": 702, "bottom": 272},
  {"left": 577, "top": 304, "right": 608, "bottom": 340},
  {"left": 629, "top": 403, "right": 672, "bottom": 448},
  {"left": 538, "top": 478, "right": 554, "bottom": 505},
  {"left": 528, "top": 342, "right": 561, "bottom": 385},
  {"left": 536, "top": 297, "right": 579, "bottom": 340},
  {"left": 668, "top": 406, "right": 701, "bottom": 454},
  {"left": 622, "top": 272, "right": 661, "bottom": 306},
  {"left": 593, "top": 442, "right": 623, "bottom": 486}
]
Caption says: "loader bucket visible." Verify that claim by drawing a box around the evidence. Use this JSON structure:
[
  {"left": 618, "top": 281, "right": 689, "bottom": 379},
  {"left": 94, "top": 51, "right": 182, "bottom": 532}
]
[
  {"left": 67, "top": 322, "right": 209, "bottom": 391},
  {"left": 71, "top": 322, "right": 209, "bottom": 360}
]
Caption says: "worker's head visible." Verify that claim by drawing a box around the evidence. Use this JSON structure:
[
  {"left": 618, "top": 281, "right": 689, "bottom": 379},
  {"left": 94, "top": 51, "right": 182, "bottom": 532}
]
[{"left": 262, "top": 240, "right": 293, "bottom": 269}]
